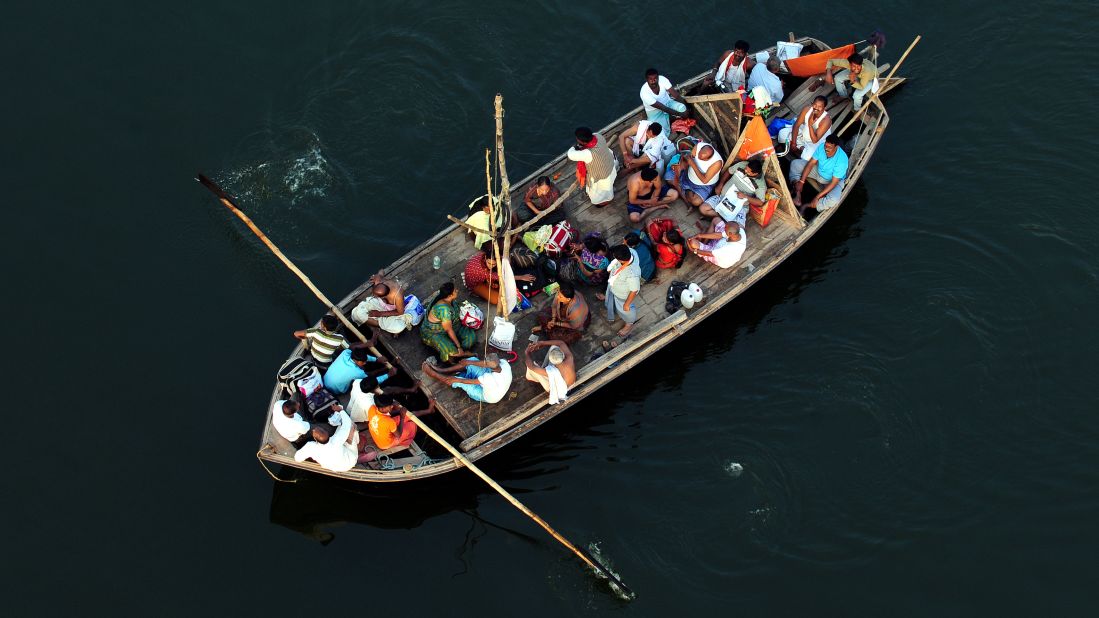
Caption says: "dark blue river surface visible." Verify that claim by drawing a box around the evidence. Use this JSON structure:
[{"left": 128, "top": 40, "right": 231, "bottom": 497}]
[{"left": 5, "top": 1, "right": 1098, "bottom": 615}]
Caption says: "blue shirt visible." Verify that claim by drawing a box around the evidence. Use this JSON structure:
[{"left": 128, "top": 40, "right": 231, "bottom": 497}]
[
  {"left": 631, "top": 243, "right": 655, "bottom": 280},
  {"left": 323, "top": 349, "right": 376, "bottom": 394},
  {"left": 812, "top": 144, "right": 849, "bottom": 181}
]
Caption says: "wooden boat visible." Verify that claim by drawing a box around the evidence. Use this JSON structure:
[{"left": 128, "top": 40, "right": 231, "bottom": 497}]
[{"left": 256, "top": 35, "right": 908, "bottom": 482}]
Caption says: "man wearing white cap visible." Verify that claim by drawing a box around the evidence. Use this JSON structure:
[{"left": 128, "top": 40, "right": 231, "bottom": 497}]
[{"left": 524, "top": 340, "right": 576, "bottom": 405}]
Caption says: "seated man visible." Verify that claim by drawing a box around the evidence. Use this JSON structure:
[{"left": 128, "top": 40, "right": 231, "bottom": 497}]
[
  {"left": 626, "top": 168, "right": 677, "bottom": 224},
  {"left": 465, "top": 195, "right": 506, "bottom": 249},
  {"left": 703, "top": 40, "right": 753, "bottom": 93},
  {"left": 567, "top": 126, "right": 617, "bottom": 207},
  {"left": 293, "top": 314, "right": 348, "bottom": 366},
  {"left": 524, "top": 340, "right": 576, "bottom": 405},
  {"left": 420, "top": 355, "right": 513, "bottom": 404},
  {"left": 789, "top": 134, "right": 849, "bottom": 214},
  {"left": 271, "top": 399, "right": 311, "bottom": 446},
  {"left": 666, "top": 142, "right": 723, "bottom": 208},
  {"left": 533, "top": 281, "right": 590, "bottom": 345},
  {"left": 293, "top": 408, "right": 358, "bottom": 472},
  {"left": 700, "top": 159, "right": 767, "bottom": 220},
  {"left": 619, "top": 121, "right": 675, "bottom": 175},
  {"left": 323, "top": 342, "right": 395, "bottom": 395},
  {"left": 514, "top": 176, "right": 563, "bottom": 225},
  {"left": 747, "top": 55, "right": 784, "bottom": 103},
  {"left": 361, "top": 394, "right": 437, "bottom": 458},
  {"left": 346, "top": 376, "right": 421, "bottom": 425},
  {"left": 688, "top": 218, "right": 747, "bottom": 269},
  {"left": 351, "top": 277, "right": 411, "bottom": 336},
  {"left": 646, "top": 218, "right": 687, "bottom": 270},
  {"left": 639, "top": 68, "right": 688, "bottom": 137},
  {"left": 788, "top": 95, "right": 832, "bottom": 161},
  {"left": 624, "top": 232, "right": 655, "bottom": 281},
  {"left": 824, "top": 53, "right": 878, "bottom": 111}
]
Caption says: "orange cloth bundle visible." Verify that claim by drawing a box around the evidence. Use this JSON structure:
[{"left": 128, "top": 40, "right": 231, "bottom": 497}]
[{"left": 784, "top": 44, "right": 856, "bottom": 77}]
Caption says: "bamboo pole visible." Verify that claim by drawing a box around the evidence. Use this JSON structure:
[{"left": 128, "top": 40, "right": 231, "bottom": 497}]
[
  {"left": 511, "top": 182, "right": 579, "bottom": 235},
  {"left": 402, "top": 411, "right": 633, "bottom": 597},
  {"left": 837, "top": 35, "right": 920, "bottom": 135},
  {"left": 196, "top": 173, "right": 632, "bottom": 598},
  {"left": 195, "top": 175, "right": 390, "bottom": 368},
  {"left": 446, "top": 214, "right": 492, "bottom": 236}
]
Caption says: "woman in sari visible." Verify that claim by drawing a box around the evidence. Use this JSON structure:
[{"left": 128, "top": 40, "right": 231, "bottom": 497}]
[
  {"left": 558, "top": 233, "right": 610, "bottom": 286},
  {"left": 420, "top": 282, "right": 476, "bottom": 363},
  {"left": 533, "top": 281, "right": 590, "bottom": 345}
]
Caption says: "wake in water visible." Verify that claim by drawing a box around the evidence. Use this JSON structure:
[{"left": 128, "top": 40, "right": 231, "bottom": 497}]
[
  {"left": 219, "top": 129, "right": 335, "bottom": 206},
  {"left": 586, "top": 541, "right": 636, "bottom": 602}
]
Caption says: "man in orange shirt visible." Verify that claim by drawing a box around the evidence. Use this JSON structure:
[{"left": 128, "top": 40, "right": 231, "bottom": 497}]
[{"left": 361, "top": 394, "right": 436, "bottom": 461}]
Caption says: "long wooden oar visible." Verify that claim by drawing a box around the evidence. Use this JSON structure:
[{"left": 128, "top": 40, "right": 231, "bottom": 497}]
[
  {"left": 837, "top": 34, "right": 921, "bottom": 135},
  {"left": 196, "top": 174, "right": 633, "bottom": 598}
]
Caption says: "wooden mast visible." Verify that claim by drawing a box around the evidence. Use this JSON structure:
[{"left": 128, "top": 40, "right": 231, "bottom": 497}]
[{"left": 494, "top": 94, "right": 512, "bottom": 318}]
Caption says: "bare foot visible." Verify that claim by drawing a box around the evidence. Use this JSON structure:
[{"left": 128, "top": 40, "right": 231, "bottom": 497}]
[
  {"left": 595, "top": 293, "right": 606, "bottom": 301},
  {"left": 617, "top": 323, "right": 634, "bottom": 338}
]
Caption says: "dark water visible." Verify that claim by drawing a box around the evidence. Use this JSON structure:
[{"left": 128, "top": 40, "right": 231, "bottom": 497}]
[{"left": 6, "top": 1, "right": 1099, "bottom": 614}]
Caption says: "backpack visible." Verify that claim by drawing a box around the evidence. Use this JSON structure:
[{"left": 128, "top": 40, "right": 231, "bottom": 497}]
[
  {"left": 665, "top": 281, "right": 690, "bottom": 314},
  {"left": 544, "top": 221, "right": 576, "bottom": 257},
  {"left": 276, "top": 356, "right": 337, "bottom": 421}
]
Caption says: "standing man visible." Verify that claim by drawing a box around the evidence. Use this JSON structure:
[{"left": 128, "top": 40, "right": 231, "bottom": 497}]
[
  {"left": 789, "top": 134, "right": 849, "bottom": 214},
  {"left": 598, "top": 245, "right": 643, "bottom": 338},
  {"left": 567, "top": 127, "right": 618, "bottom": 207},
  {"left": 704, "top": 40, "right": 753, "bottom": 93},
  {"left": 824, "top": 53, "right": 878, "bottom": 111},
  {"left": 639, "top": 68, "right": 688, "bottom": 137}
]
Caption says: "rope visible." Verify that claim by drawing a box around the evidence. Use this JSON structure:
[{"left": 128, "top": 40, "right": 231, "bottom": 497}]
[{"left": 256, "top": 448, "right": 296, "bottom": 483}]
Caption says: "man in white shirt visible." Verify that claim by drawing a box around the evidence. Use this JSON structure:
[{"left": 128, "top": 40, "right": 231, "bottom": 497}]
[
  {"left": 346, "top": 377, "right": 421, "bottom": 425},
  {"left": 420, "top": 355, "right": 513, "bottom": 404},
  {"left": 271, "top": 399, "right": 311, "bottom": 444},
  {"left": 639, "top": 68, "right": 687, "bottom": 137},
  {"left": 619, "top": 121, "right": 675, "bottom": 175},
  {"left": 747, "top": 55, "right": 784, "bottom": 103},
  {"left": 688, "top": 218, "right": 747, "bottom": 268},
  {"left": 293, "top": 409, "right": 359, "bottom": 472}
]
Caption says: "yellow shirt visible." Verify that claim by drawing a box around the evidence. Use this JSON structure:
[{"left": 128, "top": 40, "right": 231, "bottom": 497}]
[{"left": 826, "top": 58, "right": 878, "bottom": 90}]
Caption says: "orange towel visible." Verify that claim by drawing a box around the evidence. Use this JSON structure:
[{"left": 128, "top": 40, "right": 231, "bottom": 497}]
[{"left": 784, "top": 44, "right": 856, "bottom": 77}]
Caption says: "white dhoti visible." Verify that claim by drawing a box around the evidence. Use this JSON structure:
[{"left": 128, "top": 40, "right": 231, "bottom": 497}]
[
  {"left": 351, "top": 297, "right": 412, "bottom": 334},
  {"left": 586, "top": 167, "right": 618, "bottom": 205}
]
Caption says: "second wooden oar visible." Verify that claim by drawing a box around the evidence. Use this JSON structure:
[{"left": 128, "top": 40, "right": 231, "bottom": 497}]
[{"left": 196, "top": 173, "right": 634, "bottom": 599}]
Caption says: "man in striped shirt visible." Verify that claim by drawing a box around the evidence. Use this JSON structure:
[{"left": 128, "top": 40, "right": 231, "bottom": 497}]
[{"left": 294, "top": 315, "right": 349, "bottom": 365}]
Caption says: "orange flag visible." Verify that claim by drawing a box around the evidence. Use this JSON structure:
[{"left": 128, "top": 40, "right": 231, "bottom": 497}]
[
  {"left": 784, "top": 44, "right": 856, "bottom": 77},
  {"left": 737, "top": 116, "right": 775, "bottom": 161}
]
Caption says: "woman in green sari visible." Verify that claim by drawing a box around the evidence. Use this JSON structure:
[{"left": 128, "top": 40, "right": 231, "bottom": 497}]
[{"left": 420, "top": 282, "right": 476, "bottom": 363}]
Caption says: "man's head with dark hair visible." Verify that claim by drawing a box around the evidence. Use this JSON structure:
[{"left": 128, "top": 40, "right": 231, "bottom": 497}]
[
  {"left": 374, "top": 394, "right": 396, "bottom": 412},
  {"left": 813, "top": 95, "right": 828, "bottom": 106},
  {"left": 640, "top": 167, "right": 658, "bottom": 181},
  {"left": 282, "top": 400, "right": 299, "bottom": 416},
  {"left": 666, "top": 229, "right": 684, "bottom": 244},
  {"left": 557, "top": 281, "right": 575, "bottom": 299},
  {"left": 847, "top": 53, "right": 863, "bottom": 66},
  {"left": 574, "top": 127, "right": 594, "bottom": 144},
  {"left": 647, "top": 122, "right": 662, "bottom": 137},
  {"left": 612, "top": 245, "right": 632, "bottom": 262},
  {"left": 471, "top": 195, "right": 490, "bottom": 212},
  {"left": 358, "top": 377, "right": 378, "bottom": 393},
  {"left": 321, "top": 315, "right": 339, "bottom": 331},
  {"left": 372, "top": 283, "right": 389, "bottom": 297},
  {"left": 645, "top": 67, "right": 659, "bottom": 77},
  {"left": 824, "top": 134, "right": 843, "bottom": 156},
  {"left": 734, "top": 40, "right": 750, "bottom": 52},
  {"left": 535, "top": 176, "right": 552, "bottom": 187},
  {"left": 746, "top": 160, "right": 763, "bottom": 176},
  {"left": 624, "top": 232, "right": 641, "bottom": 248},
  {"left": 351, "top": 348, "right": 372, "bottom": 364},
  {"left": 825, "top": 134, "right": 842, "bottom": 146}
]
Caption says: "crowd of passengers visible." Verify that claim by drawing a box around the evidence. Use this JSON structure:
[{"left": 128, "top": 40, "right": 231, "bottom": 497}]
[{"left": 277, "top": 40, "right": 864, "bottom": 472}]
